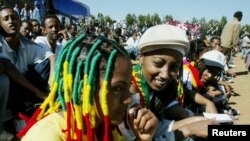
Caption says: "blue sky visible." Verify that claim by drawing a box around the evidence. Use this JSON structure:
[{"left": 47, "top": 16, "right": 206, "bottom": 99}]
[{"left": 75, "top": 0, "right": 249, "bottom": 25}]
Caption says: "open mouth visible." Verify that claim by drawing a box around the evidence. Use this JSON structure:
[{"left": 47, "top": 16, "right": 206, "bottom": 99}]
[{"left": 9, "top": 25, "right": 17, "bottom": 30}]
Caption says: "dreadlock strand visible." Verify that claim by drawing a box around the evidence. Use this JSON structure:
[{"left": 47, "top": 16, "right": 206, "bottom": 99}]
[
  {"left": 69, "top": 47, "right": 81, "bottom": 96},
  {"left": 72, "top": 61, "right": 84, "bottom": 141},
  {"left": 72, "top": 61, "right": 83, "bottom": 105},
  {"left": 66, "top": 35, "right": 87, "bottom": 93},
  {"left": 45, "top": 47, "right": 69, "bottom": 113},
  {"left": 101, "top": 49, "right": 118, "bottom": 141},
  {"left": 58, "top": 78, "right": 66, "bottom": 111},
  {"left": 87, "top": 52, "right": 102, "bottom": 116},
  {"left": 82, "top": 39, "right": 103, "bottom": 116},
  {"left": 83, "top": 52, "right": 102, "bottom": 141}
]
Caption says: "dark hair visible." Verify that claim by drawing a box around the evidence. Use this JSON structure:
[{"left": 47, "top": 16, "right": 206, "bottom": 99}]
[
  {"left": 187, "top": 38, "right": 207, "bottom": 62},
  {"left": 21, "top": 19, "right": 31, "bottom": 25},
  {"left": 234, "top": 11, "right": 243, "bottom": 18},
  {"left": 0, "top": 6, "right": 17, "bottom": 15},
  {"left": 196, "top": 59, "right": 221, "bottom": 84},
  {"left": 42, "top": 14, "right": 60, "bottom": 27},
  {"left": 0, "top": 6, "right": 20, "bottom": 34},
  {"left": 210, "top": 36, "right": 221, "bottom": 43},
  {"left": 30, "top": 19, "right": 39, "bottom": 23},
  {"left": 67, "top": 23, "right": 77, "bottom": 30},
  {"left": 186, "top": 30, "right": 191, "bottom": 36}
]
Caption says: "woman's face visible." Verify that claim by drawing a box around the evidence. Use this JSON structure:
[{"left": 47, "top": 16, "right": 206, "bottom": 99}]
[
  {"left": 200, "top": 67, "right": 220, "bottom": 84},
  {"left": 139, "top": 49, "right": 183, "bottom": 91},
  {"left": 95, "top": 56, "right": 133, "bottom": 125}
]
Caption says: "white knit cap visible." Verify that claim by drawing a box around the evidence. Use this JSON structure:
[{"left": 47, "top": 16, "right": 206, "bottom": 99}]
[
  {"left": 139, "top": 24, "right": 190, "bottom": 55},
  {"left": 201, "top": 50, "right": 226, "bottom": 69}
]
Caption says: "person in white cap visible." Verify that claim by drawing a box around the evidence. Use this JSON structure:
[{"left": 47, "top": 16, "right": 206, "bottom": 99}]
[
  {"left": 199, "top": 50, "right": 239, "bottom": 116},
  {"left": 130, "top": 24, "right": 216, "bottom": 140},
  {"left": 132, "top": 24, "right": 217, "bottom": 119},
  {"left": 183, "top": 49, "right": 225, "bottom": 111}
]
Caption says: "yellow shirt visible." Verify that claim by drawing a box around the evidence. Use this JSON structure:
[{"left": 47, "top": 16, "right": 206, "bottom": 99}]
[
  {"left": 21, "top": 112, "right": 127, "bottom": 141},
  {"left": 21, "top": 113, "right": 67, "bottom": 141}
]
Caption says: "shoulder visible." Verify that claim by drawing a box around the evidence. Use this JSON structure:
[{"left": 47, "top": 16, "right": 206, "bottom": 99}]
[
  {"left": 22, "top": 113, "right": 66, "bottom": 141},
  {"left": 20, "top": 36, "right": 44, "bottom": 50},
  {"left": 35, "top": 36, "right": 46, "bottom": 41}
]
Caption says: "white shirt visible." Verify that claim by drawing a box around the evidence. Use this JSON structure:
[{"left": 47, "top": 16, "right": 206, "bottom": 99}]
[
  {"left": 242, "top": 35, "right": 250, "bottom": 47},
  {"left": 0, "top": 36, "right": 48, "bottom": 73},
  {"left": 124, "top": 37, "right": 139, "bottom": 50},
  {"left": 34, "top": 36, "right": 63, "bottom": 58}
]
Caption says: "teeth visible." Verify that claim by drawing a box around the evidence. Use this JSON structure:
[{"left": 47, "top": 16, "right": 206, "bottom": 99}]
[{"left": 155, "top": 80, "right": 166, "bottom": 85}]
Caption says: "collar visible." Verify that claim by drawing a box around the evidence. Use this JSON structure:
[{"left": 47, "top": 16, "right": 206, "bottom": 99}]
[{"left": 0, "top": 36, "right": 14, "bottom": 53}]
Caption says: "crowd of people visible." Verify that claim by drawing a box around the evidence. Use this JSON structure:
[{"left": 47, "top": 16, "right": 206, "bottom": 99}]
[{"left": 0, "top": 1, "right": 249, "bottom": 141}]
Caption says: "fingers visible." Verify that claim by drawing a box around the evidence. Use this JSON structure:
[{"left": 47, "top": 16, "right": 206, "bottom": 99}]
[
  {"left": 141, "top": 112, "right": 157, "bottom": 133},
  {"left": 135, "top": 108, "right": 149, "bottom": 132},
  {"left": 128, "top": 107, "right": 158, "bottom": 133},
  {"left": 128, "top": 107, "right": 148, "bottom": 129}
]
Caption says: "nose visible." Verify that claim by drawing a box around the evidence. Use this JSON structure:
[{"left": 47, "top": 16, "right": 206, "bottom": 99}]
[
  {"left": 159, "top": 67, "right": 168, "bottom": 80},
  {"left": 51, "top": 26, "right": 56, "bottom": 31},
  {"left": 8, "top": 17, "right": 16, "bottom": 23},
  {"left": 122, "top": 92, "right": 133, "bottom": 105},
  {"left": 207, "top": 72, "right": 213, "bottom": 79}
]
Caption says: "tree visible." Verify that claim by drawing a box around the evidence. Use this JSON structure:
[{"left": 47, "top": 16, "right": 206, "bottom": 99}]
[
  {"left": 218, "top": 16, "right": 227, "bottom": 36},
  {"left": 97, "top": 13, "right": 105, "bottom": 27},
  {"left": 104, "top": 15, "right": 113, "bottom": 25},
  {"left": 137, "top": 15, "right": 146, "bottom": 30},
  {"left": 151, "top": 13, "right": 161, "bottom": 25},
  {"left": 145, "top": 14, "right": 153, "bottom": 27},
  {"left": 125, "top": 13, "right": 137, "bottom": 27},
  {"left": 191, "top": 17, "right": 198, "bottom": 24},
  {"left": 198, "top": 17, "right": 207, "bottom": 36},
  {"left": 164, "top": 15, "right": 173, "bottom": 23}
]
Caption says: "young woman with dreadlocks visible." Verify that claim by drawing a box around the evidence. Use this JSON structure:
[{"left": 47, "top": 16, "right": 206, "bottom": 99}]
[
  {"left": 18, "top": 35, "right": 158, "bottom": 141},
  {"left": 130, "top": 24, "right": 217, "bottom": 140}
]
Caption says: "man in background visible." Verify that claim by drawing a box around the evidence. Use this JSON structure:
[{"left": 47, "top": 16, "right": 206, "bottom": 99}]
[{"left": 220, "top": 11, "right": 243, "bottom": 68}]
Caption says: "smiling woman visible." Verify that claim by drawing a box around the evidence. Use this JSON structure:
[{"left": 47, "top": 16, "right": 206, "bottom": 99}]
[{"left": 131, "top": 24, "right": 191, "bottom": 120}]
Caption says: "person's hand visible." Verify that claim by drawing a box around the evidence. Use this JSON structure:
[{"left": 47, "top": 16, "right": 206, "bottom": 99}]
[
  {"left": 58, "top": 29, "right": 69, "bottom": 40},
  {"left": 224, "top": 84, "right": 232, "bottom": 98},
  {"left": 207, "top": 86, "right": 224, "bottom": 97},
  {"left": 128, "top": 105, "right": 158, "bottom": 141},
  {"left": 179, "top": 119, "right": 217, "bottom": 138}
]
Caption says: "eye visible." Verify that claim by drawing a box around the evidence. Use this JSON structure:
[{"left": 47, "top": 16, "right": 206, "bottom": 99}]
[
  {"left": 48, "top": 25, "right": 53, "bottom": 29},
  {"left": 113, "top": 86, "right": 122, "bottom": 92},
  {"left": 153, "top": 61, "right": 164, "bottom": 67},
  {"left": 3, "top": 16, "right": 8, "bottom": 21},
  {"left": 111, "top": 84, "right": 130, "bottom": 95}
]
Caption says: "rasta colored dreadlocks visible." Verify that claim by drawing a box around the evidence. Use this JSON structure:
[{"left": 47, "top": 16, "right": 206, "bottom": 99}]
[{"left": 18, "top": 34, "right": 130, "bottom": 141}]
